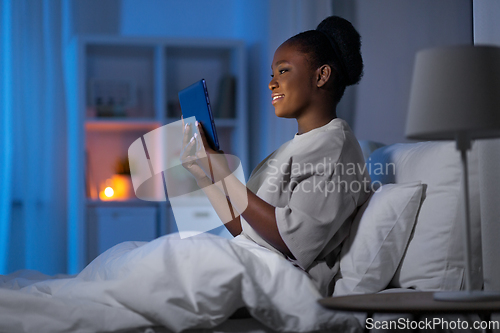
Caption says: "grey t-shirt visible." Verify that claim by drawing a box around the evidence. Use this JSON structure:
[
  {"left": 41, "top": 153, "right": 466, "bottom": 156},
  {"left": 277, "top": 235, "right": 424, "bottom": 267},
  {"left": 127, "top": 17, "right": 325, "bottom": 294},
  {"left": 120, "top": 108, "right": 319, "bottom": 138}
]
[{"left": 241, "top": 118, "right": 371, "bottom": 296}]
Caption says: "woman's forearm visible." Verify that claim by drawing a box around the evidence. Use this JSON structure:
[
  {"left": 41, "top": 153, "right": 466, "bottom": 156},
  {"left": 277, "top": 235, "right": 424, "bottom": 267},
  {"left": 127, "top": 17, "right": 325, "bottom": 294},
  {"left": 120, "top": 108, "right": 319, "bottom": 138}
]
[
  {"left": 187, "top": 127, "right": 292, "bottom": 256},
  {"left": 213, "top": 174, "right": 293, "bottom": 258},
  {"left": 197, "top": 177, "right": 242, "bottom": 237}
]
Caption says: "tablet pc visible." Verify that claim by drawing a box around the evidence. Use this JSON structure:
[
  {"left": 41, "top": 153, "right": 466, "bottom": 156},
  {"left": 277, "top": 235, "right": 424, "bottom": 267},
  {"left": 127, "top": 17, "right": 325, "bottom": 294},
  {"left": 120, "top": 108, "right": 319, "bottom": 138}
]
[{"left": 178, "top": 79, "right": 220, "bottom": 151}]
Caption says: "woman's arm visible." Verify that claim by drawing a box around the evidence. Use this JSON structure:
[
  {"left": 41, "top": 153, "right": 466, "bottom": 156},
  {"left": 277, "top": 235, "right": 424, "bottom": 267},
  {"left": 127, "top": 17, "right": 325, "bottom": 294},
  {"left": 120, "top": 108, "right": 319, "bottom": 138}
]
[
  {"left": 196, "top": 176, "right": 242, "bottom": 237},
  {"left": 180, "top": 121, "right": 243, "bottom": 236},
  {"left": 187, "top": 122, "right": 293, "bottom": 257},
  {"left": 217, "top": 173, "right": 293, "bottom": 258}
]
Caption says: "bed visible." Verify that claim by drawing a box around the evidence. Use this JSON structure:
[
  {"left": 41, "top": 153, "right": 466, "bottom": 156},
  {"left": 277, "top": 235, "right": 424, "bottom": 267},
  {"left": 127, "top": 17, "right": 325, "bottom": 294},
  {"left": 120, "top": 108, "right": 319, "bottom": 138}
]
[
  {"left": 0, "top": 232, "right": 361, "bottom": 333},
  {"left": 0, "top": 140, "right": 489, "bottom": 333}
]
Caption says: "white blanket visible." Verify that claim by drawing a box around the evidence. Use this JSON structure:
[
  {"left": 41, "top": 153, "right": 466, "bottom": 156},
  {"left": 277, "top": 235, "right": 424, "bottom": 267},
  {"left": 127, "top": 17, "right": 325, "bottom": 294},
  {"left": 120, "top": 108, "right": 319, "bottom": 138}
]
[{"left": 0, "top": 233, "right": 361, "bottom": 333}]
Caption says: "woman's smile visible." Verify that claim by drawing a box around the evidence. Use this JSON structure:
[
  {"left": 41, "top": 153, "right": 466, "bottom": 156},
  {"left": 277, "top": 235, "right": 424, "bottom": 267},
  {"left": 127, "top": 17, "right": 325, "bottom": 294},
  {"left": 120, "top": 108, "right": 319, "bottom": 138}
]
[
  {"left": 269, "top": 43, "right": 316, "bottom": 118},
  {"left": 272, "top": 93, "right": 285, "bottom": 104}
]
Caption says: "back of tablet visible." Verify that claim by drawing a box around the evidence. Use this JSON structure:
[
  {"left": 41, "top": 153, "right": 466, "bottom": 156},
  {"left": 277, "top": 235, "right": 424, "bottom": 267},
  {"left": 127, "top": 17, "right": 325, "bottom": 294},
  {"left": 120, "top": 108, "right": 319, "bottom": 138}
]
[{"left": 178, "top": 79, "right": 219, "bottom": 151}]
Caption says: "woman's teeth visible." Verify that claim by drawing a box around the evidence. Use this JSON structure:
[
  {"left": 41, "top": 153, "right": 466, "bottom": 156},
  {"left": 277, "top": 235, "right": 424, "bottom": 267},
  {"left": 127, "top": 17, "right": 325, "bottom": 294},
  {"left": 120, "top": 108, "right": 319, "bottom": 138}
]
[{"left": 272, "top": 95, "right": 284, "bottom": 104}]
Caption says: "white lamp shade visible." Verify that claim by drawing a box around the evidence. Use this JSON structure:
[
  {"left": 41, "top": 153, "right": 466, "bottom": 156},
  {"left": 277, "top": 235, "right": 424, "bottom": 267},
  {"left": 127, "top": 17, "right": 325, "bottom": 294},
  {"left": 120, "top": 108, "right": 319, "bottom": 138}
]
[{"left": 406, "top": 45, "right": 500, "bottom": 140}]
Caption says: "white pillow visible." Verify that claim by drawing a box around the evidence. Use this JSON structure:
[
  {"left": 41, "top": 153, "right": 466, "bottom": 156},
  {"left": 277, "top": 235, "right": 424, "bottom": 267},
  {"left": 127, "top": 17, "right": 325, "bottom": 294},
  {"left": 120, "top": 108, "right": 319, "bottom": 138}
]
[
  {"left": 369, "top": 142, "right": 481, "bottom": 291},
  {"left": 333, "top": 182, "right": 424, "bottom": 296}
]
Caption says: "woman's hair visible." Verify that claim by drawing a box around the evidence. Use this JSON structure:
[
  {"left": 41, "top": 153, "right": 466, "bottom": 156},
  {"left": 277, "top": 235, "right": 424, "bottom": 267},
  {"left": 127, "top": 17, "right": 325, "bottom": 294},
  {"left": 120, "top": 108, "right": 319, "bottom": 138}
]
[{"left": 286, "top": 16, "right": 363, "bottom": 103}]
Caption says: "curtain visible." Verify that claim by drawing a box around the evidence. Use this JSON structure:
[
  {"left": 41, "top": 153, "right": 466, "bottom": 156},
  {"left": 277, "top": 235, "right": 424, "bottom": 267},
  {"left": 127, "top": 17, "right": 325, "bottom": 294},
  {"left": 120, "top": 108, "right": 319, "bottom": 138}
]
[
  {"left": 0, "top": 0, "right": 14, "bottom": 274},
  {"left": 0, "top": 0, "right": 68, "bottom": 275}
]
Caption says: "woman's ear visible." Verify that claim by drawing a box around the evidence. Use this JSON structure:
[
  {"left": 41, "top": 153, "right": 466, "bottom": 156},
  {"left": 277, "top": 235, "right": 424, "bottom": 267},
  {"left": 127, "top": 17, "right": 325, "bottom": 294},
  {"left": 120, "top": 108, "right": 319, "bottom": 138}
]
[{"left": 316, "top": 64, "right": 332, "bottom": 88}]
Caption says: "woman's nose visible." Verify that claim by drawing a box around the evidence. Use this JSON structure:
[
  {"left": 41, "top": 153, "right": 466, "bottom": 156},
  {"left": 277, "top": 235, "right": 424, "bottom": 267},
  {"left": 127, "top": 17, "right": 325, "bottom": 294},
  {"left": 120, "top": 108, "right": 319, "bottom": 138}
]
[{"left": 269, "top": 77, "right": 278, "bottom": 91}]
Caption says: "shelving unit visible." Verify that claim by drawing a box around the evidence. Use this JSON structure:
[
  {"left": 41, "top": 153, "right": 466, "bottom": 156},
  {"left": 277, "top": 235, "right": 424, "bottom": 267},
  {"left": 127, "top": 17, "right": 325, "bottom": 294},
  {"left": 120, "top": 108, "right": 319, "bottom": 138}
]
[{"left": 65, "top": 36, "right": 247, "bottom": 272}]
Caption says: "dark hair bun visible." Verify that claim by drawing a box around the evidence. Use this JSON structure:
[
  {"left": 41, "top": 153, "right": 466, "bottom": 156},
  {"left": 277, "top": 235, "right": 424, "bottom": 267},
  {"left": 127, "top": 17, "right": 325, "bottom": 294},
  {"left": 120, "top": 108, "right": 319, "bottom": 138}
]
[{"left": 316, "top": 16, "right": 363, "bottom": 86}]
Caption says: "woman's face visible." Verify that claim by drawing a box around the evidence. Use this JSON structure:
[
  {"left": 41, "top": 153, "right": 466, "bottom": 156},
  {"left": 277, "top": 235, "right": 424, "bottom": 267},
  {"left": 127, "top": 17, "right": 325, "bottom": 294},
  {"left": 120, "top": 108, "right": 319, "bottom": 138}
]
[{"left": 269, "top": 42, "right": 317, "bottom": 118}]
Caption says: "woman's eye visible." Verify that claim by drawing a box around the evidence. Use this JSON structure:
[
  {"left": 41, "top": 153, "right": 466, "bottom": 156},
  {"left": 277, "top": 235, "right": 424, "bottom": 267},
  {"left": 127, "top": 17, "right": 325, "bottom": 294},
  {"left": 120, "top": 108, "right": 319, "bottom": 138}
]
[{"left": 271, "top": 69, "right": 288, "bottom": 77}]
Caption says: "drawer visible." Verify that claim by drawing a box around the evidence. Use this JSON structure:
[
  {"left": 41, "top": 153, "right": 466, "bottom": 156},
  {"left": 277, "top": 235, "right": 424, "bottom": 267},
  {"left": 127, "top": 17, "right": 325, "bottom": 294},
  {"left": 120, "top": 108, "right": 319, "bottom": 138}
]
[
  {"left": 87, "top": 206, "right": 157, "bottom": 261},
  {"left": 169, "top": 205, "right": 225, "bottom": 237}
]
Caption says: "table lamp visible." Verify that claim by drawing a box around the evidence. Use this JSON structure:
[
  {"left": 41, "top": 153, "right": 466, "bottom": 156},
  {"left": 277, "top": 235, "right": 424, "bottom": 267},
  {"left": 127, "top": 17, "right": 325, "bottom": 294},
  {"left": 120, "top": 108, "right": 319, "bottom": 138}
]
[{"left": 406, "top": 45, "right": 500, "bottom": 301}]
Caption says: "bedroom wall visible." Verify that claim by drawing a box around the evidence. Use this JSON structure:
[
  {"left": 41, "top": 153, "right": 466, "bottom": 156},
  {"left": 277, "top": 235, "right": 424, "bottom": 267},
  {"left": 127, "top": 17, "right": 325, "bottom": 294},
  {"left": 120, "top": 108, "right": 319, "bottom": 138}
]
[
  {"left": 71, "top": 0, "right": 474, "bottom": 162},
  {"left": 472, "top": 0, "right": 500, "bottom": 294},
  {"left": 341, "top": 0, "right": 473, "bottom": 145},
  {"left": 118, "top": 0, "right": 334, "bottom": 169},
  {"left": 118, "top": 0, "right": 271, "bottom": 171},
  {"left": 71, "top": 0, "right": 333, "bottom": 171}
]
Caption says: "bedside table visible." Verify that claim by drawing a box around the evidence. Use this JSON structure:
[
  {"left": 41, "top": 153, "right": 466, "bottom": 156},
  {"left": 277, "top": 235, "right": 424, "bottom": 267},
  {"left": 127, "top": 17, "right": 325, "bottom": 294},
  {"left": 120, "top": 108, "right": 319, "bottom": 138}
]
[{"left": 319, "top": 292, "right": 500, "bottom": 333}]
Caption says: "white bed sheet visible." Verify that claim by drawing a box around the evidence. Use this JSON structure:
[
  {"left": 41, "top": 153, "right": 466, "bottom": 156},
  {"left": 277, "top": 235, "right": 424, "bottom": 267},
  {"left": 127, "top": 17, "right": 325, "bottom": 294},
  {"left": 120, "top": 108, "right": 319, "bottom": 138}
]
[
  {"left": 122, "top": 318, "right": 280, "bottom": 333},
  {"left": 0, "top": 233, "right": 361, "bottom": 333}
]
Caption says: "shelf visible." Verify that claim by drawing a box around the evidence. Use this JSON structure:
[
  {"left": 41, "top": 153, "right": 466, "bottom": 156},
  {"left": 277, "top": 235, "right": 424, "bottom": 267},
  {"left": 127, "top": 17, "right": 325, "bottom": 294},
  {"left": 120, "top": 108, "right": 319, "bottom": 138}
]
[
  {"left": 85, "top": 119, "right": 161, "bottom": 131},
  {"left": 86, "top": 44, "right": 156, "bottom": 118},
  {"left": 214, "top": 118, "right": 238, "bottom": 127},
  {"left": 67, "top": 36, "right": 248, "bottom": 271},
  {"left": 87, "top": 199, "right": 164, "bottom": 207},
  {"left": 165, "top": 118, "right": 238, "bottom": 127},
  {"left": 86, "top": 118, "right": 237, "bottom": 131}
]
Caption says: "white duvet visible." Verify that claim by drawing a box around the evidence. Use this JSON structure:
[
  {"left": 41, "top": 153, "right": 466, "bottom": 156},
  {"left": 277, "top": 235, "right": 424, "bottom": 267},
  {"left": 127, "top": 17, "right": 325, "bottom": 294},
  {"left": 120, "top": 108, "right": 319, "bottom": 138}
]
[{"left": 0, "top": 233, "right": 361, "bottom": 333}]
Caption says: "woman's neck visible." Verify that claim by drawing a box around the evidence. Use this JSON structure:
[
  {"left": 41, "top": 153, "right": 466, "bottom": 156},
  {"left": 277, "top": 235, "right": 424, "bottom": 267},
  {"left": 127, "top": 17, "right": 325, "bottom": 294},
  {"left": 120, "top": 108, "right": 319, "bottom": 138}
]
[{"left": 296, "top": 108, "right": 337, "bottom": 135}]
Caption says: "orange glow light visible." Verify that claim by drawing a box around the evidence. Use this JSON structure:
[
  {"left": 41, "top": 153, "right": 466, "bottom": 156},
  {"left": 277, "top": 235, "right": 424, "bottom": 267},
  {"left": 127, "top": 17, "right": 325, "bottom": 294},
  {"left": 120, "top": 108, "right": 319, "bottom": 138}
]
[
  {"left": 104, "top": 187, "right": 114, "bottom": 197},
  {"left": 99, "top": 175, "right": 133, "bottom": 201}
]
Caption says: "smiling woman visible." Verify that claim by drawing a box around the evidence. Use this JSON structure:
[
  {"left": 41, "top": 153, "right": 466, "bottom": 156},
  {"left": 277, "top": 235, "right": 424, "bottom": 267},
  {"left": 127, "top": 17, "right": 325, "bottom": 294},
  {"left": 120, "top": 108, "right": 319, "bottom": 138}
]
[
  {"left": 182, "top": 15, "right": 370, "bottom": 297},
  {"left": 269, "top": 16, "right": 363, "bottom": 133},
  {"left": 0, "top": 13, "right": 371, "bottom": 333},
  {"left": 270, "top": 44, "right": 319, "bottom": 120}
]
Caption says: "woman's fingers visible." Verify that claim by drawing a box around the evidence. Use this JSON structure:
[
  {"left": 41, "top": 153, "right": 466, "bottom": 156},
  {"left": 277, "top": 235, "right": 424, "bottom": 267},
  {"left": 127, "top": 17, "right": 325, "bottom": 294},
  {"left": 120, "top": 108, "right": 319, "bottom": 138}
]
[
  {"left": 181, "top": 122, "right": 211, "bottom": 172},
  {"left": 180, "top": 135, "right": 196, "bottom": 161},
  {"left": 196, "top": 121, "right": 212, "bottom": 153},
  {"left": 180, "top": 137, "right": 197, "bottom": 163},
  {"left": 182, "top": 122, "right": 193, "bottom": 148}
]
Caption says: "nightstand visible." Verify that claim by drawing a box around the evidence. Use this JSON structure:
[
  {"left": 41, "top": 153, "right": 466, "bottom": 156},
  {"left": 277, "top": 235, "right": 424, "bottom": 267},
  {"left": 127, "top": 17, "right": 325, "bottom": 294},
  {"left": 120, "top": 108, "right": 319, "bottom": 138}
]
[{"left": 319, "top": 292, "right": 500, "bottom": 333}]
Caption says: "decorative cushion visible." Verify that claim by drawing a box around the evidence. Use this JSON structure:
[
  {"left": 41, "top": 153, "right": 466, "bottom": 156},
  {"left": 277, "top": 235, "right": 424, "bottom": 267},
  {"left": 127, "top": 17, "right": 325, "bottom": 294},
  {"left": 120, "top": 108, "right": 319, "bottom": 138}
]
[
  {"left": 357, "top": 140, "right": 386, "bottom": 162},
  {"left": 368, "top": 142, "right": 481, "bottom": 291},
  {"left": 333, "top": 182, "right": 424, "bottom": 296}
]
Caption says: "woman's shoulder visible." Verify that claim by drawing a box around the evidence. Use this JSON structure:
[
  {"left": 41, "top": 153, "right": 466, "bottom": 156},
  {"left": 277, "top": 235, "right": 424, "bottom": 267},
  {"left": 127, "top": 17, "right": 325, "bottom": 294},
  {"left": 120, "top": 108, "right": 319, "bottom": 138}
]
[
  {"left": 250, "top": 119, "right": 362, "bottom": 177},
  {"left": 291, "top": 118, "right": 356, "bottom": 162}
]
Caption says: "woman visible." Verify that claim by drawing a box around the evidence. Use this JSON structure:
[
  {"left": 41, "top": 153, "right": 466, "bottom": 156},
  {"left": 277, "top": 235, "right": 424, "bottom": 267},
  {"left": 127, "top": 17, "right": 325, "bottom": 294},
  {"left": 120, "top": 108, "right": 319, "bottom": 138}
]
[
  {"left": 0, "top": 16, "right": 370, "bottom": 333},
  {"left": 181, "top": 15, "right": 371, "bottom": 297}
]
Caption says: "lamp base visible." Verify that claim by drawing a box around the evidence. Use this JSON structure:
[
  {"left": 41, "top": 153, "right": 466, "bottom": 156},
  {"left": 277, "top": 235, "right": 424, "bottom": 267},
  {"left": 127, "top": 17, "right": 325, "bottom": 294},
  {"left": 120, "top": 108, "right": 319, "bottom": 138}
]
[{"left": 434, "top": 291, "right": 500, "bottom": 302}]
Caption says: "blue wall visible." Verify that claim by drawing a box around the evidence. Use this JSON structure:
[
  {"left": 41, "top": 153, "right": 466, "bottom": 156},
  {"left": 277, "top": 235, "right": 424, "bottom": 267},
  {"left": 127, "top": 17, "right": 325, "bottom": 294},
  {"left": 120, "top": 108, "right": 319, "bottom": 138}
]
[
  {"left": 72, "top": 0, "right": 272, "bottom": 170},
  {"left": 119, "top": 0, "right": 272, "bottom": 169}
]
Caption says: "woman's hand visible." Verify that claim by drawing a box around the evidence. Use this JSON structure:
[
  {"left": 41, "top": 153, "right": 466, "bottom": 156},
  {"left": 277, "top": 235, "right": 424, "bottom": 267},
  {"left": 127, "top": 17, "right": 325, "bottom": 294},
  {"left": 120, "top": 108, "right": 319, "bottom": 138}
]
[
  {"left": 180, "top": 119, "right": 231, "bottom": 184},
  {"left": 180, "top": 118, "right": 209, "bottom": 183},
  {"left": 194, "top": 122, "right": 232, "bottom": 182}
]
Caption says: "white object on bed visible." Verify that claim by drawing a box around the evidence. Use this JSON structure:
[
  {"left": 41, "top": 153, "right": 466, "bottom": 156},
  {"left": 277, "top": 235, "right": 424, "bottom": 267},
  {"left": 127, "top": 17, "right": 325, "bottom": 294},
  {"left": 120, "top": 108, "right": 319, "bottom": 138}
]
[
  {"left": 0, "top": 233, "right": 362, "bottom": 333},
  {"left": 368, "top": 142, "right": 481, "bottom": 291},
  {"left": 333, "top": 182, "right": 424, "bottom": 296}
]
